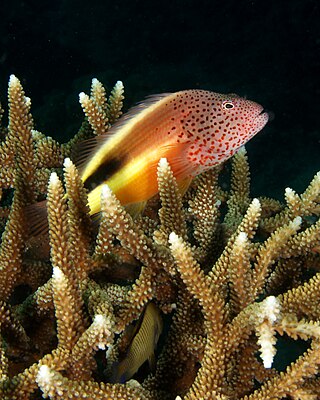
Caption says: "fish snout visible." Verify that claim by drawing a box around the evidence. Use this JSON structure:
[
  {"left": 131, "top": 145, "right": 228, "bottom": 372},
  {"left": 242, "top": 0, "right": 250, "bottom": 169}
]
[
  {"left": 263, "top": 109, "right": 275, "bottom": 121},
  {"left": 255, "top": 107, "right": 270, "bottom": 123}
]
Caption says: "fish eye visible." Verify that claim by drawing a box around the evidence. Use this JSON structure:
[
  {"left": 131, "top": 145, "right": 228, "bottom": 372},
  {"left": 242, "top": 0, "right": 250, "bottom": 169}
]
[{"left": 222, "top": 101, "right": 234, "bottom": 109}]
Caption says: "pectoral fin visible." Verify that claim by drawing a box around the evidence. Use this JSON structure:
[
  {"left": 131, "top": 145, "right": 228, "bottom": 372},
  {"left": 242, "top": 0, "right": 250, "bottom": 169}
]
[
  {"left": 125, "top": 201, "right": 147, "bottom": 218},
  {"left": 177, "top": 176, "right": 193, "bottom": 197}
]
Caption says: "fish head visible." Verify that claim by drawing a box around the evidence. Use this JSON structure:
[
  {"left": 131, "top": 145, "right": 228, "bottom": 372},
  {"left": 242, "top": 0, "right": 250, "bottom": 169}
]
[
  {"left": 183, "top": 90, "right": 269, "bottom": 172},
  {"left": 218, "top": 93, "right": 269, "bottom": 141}
]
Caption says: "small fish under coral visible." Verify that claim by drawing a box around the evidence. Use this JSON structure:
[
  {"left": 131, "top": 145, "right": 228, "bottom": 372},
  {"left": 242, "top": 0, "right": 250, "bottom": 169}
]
[
  {"left": 0, "top": 75, "right": 320, "bottom": 400},
  {"left": 111, "top": 302, "right": 163, "bottom": 383}
]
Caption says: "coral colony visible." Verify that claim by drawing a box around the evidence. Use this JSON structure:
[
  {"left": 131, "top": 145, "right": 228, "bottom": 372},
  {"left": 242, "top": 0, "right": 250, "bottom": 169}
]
[{"left": 0, "top": 75, "right": 320, "bottom": 399}]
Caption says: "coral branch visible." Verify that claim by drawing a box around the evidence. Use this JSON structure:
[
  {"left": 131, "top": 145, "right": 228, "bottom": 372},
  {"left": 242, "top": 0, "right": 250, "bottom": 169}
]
[{"left": 0, "top": 75, "right": 319, "bottom": 399}]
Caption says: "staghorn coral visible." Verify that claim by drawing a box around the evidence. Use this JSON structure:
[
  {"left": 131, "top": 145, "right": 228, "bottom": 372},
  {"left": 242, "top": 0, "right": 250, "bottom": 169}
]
[{"left": 0, "top": 75, "right": 320, "bottom": 399}]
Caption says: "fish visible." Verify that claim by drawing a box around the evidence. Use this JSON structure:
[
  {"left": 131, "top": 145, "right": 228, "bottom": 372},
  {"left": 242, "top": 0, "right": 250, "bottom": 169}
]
[
  {"left": 27, "top": 90, "right": 269, "bottom": 235},
  {"left": 79, "top": 90, "right": 269, "bottom": 216},
  {"left": 111, "top": 302, "right": 163, "bottom": 383}
]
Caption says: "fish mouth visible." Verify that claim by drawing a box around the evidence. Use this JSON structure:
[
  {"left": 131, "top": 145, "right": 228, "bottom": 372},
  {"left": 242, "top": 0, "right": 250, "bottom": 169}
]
[
  {"left": 258, "top": 108, "right": 269, "bottom": 116},
  {"left": 263, "top": 109, "right": 275, "bottom": 121},
  {"left": 251, "top": 106, "right": 269, "bottom": 133},
  {"left": 256, "top": 108, "right": 270, "bottom": 121}
]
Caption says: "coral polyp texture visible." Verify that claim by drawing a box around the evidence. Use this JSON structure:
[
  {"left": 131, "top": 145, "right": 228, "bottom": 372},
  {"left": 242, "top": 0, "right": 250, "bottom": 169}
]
[{"left": 0, "top": 75, "right": 319, "bottom": 399}]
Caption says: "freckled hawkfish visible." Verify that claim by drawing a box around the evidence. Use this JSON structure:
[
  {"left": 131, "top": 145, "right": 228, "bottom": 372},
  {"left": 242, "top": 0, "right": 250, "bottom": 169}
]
[
  {"left": 27, "top": 89, "right": 269, "bottom": 237},
  {"left": 79, "top": 90, "right": 269, "bottom": 216}
]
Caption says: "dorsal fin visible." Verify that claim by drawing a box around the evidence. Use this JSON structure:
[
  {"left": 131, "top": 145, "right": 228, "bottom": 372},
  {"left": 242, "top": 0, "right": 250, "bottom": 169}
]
[
  {"left": 119, "top": 93, "right": 172, "bottom": 123},
  {"left": 73, "top": 93, "right": 173, "bottom": 175}
]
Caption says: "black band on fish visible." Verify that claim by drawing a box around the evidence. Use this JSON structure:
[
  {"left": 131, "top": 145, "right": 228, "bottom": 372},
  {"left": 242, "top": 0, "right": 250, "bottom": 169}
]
[{"left": 83, "top": 156, "right": 125, "bottom": 191}]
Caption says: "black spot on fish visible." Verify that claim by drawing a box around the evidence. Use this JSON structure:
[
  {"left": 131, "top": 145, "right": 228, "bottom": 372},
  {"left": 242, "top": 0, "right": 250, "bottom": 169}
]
[{"left": 84, "top": 157, "right": 125, "bottom": 191}]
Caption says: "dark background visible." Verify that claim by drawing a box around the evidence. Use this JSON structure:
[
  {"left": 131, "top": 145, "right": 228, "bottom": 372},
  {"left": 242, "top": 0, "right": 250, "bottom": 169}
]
[{"left": 0, "top": 0, "right": 319, "bottom": 199}]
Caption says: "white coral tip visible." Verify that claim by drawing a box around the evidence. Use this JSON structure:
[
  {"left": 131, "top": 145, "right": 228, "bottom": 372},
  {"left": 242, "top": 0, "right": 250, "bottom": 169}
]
[
  {"left": 49, "top": 171, "right": 59, "bottom": 185},
  {"left": 63, "top": 157, "right": 73, "bottom": 168},
  {"left": 37, "top": 365, "right": 51, "bottom": 383},
  {"left": 264, "top": 296, "right": 280, "bottom": 323},
  {"left": 52, "top": 266, "right": 63, "bottom": 280},
  {"left": 93, "top": 314, "right": 106, "bottom": 326},
  {"left": 292, "top": 216, "right": 302, "bottom": 229},
  {"left": 236, "top": 231, "right": 248, "bottom": 244},
  {"left": 91, "top": 78, "right": 99, "bottom": 86},
  {"left": 79, "top": 92, "right": 88, "bottom": 102},
  {"left": 101, "top": 184, "right": 113, "bottom": 200},
  {"left": 159, "top": 157, "right": 169, "bottom": 168},
  {"left": 9, "top": 74, "right": 19, "bottom": 85},
  {"left": 251, "top": 198, "right": 261, "bottom": 208},
  {"left": 285, "top": 187, "right": 294, "bottom": 195},
  {"left": 25, "top": 96, "right": 31, "bottom": 107},
  {"left": 237, "top": 146, "right": 246, "bottom": 155},
  {"left": 263, "top": 353, "right": 273, "bottom": 369},
  {"left": 169, "top": 231, "right": 179, "bottom": 245}
]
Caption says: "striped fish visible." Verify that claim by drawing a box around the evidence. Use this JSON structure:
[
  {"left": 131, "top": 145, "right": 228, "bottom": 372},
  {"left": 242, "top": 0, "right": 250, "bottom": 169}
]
[{"left": 111, "top": 302, "right": 163, "bottom": 383}]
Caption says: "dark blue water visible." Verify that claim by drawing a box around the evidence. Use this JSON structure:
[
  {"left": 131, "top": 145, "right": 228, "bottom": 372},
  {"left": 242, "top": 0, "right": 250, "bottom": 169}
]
[{"left": 0, "top": 0, "right": 319, "bottom": 197}]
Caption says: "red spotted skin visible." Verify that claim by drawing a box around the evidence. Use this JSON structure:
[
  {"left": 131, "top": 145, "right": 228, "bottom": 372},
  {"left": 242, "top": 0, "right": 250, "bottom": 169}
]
[{"left": 164, "top": 90, "right": 269, "bottom": 175}]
